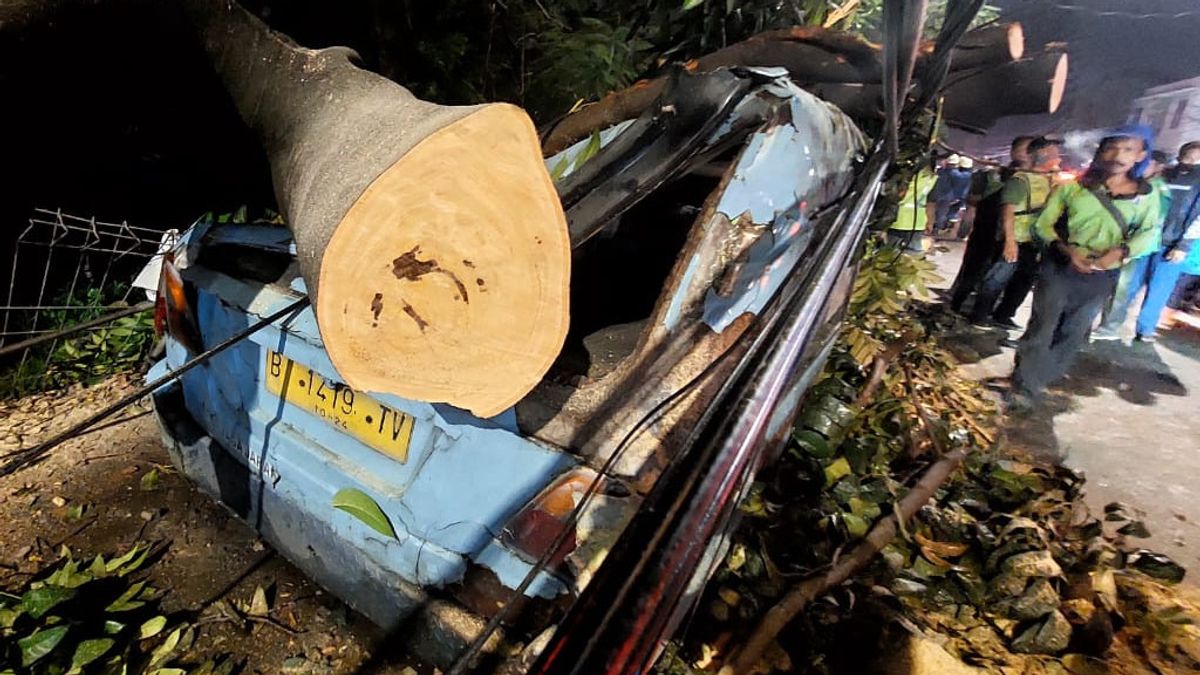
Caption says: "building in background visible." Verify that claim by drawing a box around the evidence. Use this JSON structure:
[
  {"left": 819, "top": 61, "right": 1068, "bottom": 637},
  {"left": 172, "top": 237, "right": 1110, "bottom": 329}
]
[{"left": 1130, "top": 76, "right": 1200, "bottom": 154}]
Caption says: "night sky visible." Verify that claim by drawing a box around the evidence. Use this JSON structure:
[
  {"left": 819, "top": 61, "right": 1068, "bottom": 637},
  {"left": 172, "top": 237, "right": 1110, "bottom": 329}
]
[{"left": 952, "top": 0, "right": 1200, "bottom": 153}]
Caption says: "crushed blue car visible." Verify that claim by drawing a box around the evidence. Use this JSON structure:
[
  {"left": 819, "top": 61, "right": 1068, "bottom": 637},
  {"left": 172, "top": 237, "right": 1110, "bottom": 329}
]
[{"left": 146, "top": 66, "right": 865, "bottom": 646}]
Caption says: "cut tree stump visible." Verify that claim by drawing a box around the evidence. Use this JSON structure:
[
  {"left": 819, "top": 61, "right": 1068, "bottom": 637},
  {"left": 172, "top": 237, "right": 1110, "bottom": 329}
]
[{"left": 181, "top": 0, "right": 571, "bottom": 417}]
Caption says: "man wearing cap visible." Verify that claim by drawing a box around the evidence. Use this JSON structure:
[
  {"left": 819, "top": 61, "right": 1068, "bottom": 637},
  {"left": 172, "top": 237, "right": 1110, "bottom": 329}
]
[
  {"left": 1095, "top": 141, "right": 1200, "bottom": 342},
  {"left": 1009, "top": 125, "right": 1161, "bottom": 408},
  {"left": 970, "top": 137, "right": 1063, "bottom": 328}
]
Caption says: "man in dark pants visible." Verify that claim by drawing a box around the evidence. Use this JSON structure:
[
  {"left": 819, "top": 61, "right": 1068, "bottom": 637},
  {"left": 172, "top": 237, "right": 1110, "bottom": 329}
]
[
  {"left": 970, "top": 137, "right": 1062, "bottom": 328},
  {"left": 1010, "top": 127, "right": 1161, "bottom": 408},
  {"left": 949, "top": 136, "right": 1034, "bottom": 313}
]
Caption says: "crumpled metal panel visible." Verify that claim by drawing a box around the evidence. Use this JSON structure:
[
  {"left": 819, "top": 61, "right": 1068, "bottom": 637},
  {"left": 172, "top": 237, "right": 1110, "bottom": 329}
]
[{"left": 702, "top": 78, "right": 865, "bottom": 331}]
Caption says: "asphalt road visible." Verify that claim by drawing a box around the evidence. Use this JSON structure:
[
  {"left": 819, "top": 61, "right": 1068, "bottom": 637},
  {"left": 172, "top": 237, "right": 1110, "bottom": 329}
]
[{"left": 927, "top": 239, "right": 1200, "bottom": 582}]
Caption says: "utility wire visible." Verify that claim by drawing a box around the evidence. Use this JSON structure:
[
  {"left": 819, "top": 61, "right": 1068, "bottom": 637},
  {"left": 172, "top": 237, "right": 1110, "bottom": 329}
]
[
  {"left": 1051, "top": 3, "right": 1200, "bottom": 20},
  {"left": 0, "top": 297, "right": 310, "bottom": 478},
  {"left": 0, "top": 302, "right": 154, "bottom": 358}
]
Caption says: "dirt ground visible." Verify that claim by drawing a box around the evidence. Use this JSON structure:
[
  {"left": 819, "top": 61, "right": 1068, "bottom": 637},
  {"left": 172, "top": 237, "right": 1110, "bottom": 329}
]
[{"left": 0, "top": 374, "right": 431, "bottom": 673}]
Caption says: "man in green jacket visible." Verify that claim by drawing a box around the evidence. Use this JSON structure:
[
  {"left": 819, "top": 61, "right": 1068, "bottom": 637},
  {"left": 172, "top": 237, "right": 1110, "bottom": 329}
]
[
  {"left": 970, "top": 136, "right": 1062, "bottom": 327},
  {"left": 1010, "top": 126, "right": 1162, "bottom": 407}
]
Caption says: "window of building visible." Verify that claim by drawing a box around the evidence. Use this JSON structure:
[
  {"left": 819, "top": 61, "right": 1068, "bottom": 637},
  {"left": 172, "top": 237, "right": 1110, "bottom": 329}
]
[{"left": 1171, "top": 100, "right": 1189, "bottom": 129}]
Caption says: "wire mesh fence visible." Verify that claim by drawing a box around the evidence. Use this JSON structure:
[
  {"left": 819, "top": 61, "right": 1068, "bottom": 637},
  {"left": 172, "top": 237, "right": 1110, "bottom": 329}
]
[{"left": 0, "top": 209, "right": 170, "bottom": 399}]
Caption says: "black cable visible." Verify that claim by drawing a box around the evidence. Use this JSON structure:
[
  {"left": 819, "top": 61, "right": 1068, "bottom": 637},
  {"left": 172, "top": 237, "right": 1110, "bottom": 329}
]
[
  {"left": 0, "top": 297, "right": 310, "bottom": 478},
  {"left": 0, "top": 302, "right": 154, "bottom": 359}
]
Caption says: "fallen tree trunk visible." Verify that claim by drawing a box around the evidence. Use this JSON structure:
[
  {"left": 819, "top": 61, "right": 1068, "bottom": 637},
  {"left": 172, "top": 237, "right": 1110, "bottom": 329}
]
[
  {"left": 940, "top": 22, "right": 1025, "bottom": 71},
  {"left": 781, "top": 50, "right": 1067, "bottom": 132},
  {"left": 182, "top": 0, "right": 570, "bottom": 417},
  {"left": 941, "top": 51, "right": 1069, "bottom": 130},
  {"left": 542, "top": 23, "right": 1026, "bottom": 154},
  {"left": 725, "top": 445, "right": 971, "bottom": 674}
]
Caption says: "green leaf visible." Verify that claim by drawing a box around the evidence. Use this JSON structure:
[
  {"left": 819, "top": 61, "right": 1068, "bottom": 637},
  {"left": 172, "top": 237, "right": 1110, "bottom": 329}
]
[
  {"left": 0, "top": 607, "right": 23, "bottom": 628},
  {"left": 22, "top": 585, "right": 77, "bottom": 618},
  {"left": 843, "top": 513, "right": 869, "bottom": 538},
  {"left": 46, "top": 560, "right": 93, "bottom": 589},
  {"left": 792, "top": 429, "right": 834, "bottom": 458},
  {"left": 683, "top": 0, "right": 705, "bottom": 10},
  {"left": 71, "top": 638, "right": 114, "bottom": 671},
  {"left": 140, "top": 469, "right": 159, "bottom": 491},
  {"left": 824, "top": 457, "right": 852, "bottom": 486},
  {"left": 139, "top": 615, "right": 168, "bottom": 639},
  {"left": 332, "top": 488, "right": 398, "bottom": 540},
  {"left": 19, "top": 625, "right": 69, "bottom": 667},
  {"left": 148, "top": 626, "right": 183, "bottom": 667},
  {"left": 103, "top": 620, "right": 125, "bottom": 635},
  {"left": 573, "top": 131, "right": 603, "bottom": 172},
  {"left": 105, "top": 546, "right": 142, "bottom": 573},
  {"left": 105, "top": 581, "right": 147, "bottom": 612},
  {"left": 549, "top": 156, "right": 571, "bottom": 182},
  {"left": 108, "top": 545, "right": 151, "bottom": 576}
]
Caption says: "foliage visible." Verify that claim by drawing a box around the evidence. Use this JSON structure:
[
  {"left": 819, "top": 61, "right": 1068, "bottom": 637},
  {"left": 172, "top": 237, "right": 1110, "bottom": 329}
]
[
  {"left": 46, "top": 299, "right": 154, "bottom": 391},
  {"left": 657, "top": 237, "right": 1197, "bottom": 673},
  {"left": 841, "top": 239, "right": 938, "bottom": 366},
  {"left": 0, "top": 544, "right": 230, "bottom": 675},
  {"left": 326, "top": 0, "right": 953, "bottom": 122},
  {"left": 0, "top": 284, "right": 155, "bottom": 400},
  {"left": 846, "top": 0, "right": 1001, "bottom": 39},
  {"left": 334, "top": 0, "right": 1000, "bottom": 121}
]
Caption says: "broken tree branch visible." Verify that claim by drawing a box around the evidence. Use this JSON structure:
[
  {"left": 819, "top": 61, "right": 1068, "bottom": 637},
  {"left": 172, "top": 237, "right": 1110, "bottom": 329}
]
[
  {"left": 542, "top": 23, "right": 1026, "bottom": 155},
  {"left": 725, "top": 444, "right": 969, "bottom": 674},
  {"left": 853, "top": 328, "right": 921, "bottom": 408}
]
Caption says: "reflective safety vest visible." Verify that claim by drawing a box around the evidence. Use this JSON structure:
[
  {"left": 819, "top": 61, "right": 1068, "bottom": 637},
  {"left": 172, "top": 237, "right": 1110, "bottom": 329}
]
[
  {"left": 889, "top": 167, "right": 937, "bottom": 232},
  {"left": 1013, "top": 172, "right": 1053, "bottom": 243}
]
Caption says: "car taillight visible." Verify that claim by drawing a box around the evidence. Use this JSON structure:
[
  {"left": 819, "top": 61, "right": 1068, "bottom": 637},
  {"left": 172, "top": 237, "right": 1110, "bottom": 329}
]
[
  {"left": 156, "top": 254, "right": 204, "bottom": 354},
  {"left": 501, "top": 469, "right": 605, "bottom": 572}
]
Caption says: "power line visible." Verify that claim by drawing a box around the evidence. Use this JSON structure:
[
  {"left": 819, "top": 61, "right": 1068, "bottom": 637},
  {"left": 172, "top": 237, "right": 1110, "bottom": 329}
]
[{"left": 1052, "top": 3, "right": 1200, "bottom": 21}]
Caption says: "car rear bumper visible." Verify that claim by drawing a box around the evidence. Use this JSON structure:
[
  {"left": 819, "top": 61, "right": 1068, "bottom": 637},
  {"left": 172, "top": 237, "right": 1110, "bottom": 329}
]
[{"left": 149, "top": 373, "right": 428, "bottom": 628}]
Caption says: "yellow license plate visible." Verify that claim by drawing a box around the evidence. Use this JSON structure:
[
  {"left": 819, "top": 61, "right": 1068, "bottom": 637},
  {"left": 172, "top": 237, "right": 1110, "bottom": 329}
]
[{"left": 265, "top": 350, "right": 414, "bottom": 463}]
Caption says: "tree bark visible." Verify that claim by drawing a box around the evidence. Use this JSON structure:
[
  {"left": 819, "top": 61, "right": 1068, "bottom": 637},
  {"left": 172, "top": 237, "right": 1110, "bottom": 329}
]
[
  {"left": 940, "top": 52, "right": 1069, "bottom": 131},
  {"left": 943, "top": 22, "right": 1024, "bottom": 71}
]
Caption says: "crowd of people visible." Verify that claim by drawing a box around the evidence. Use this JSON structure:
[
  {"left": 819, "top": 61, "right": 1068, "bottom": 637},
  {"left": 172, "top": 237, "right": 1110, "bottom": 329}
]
[{"left": 887, "top": 126, "right": 1200, "bottom": 410}]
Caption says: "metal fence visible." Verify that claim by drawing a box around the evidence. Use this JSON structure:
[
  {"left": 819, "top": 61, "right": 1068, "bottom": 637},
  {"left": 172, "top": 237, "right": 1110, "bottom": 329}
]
[{"left": 0, "top": 209, "right": 168, "bottom": 397}]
